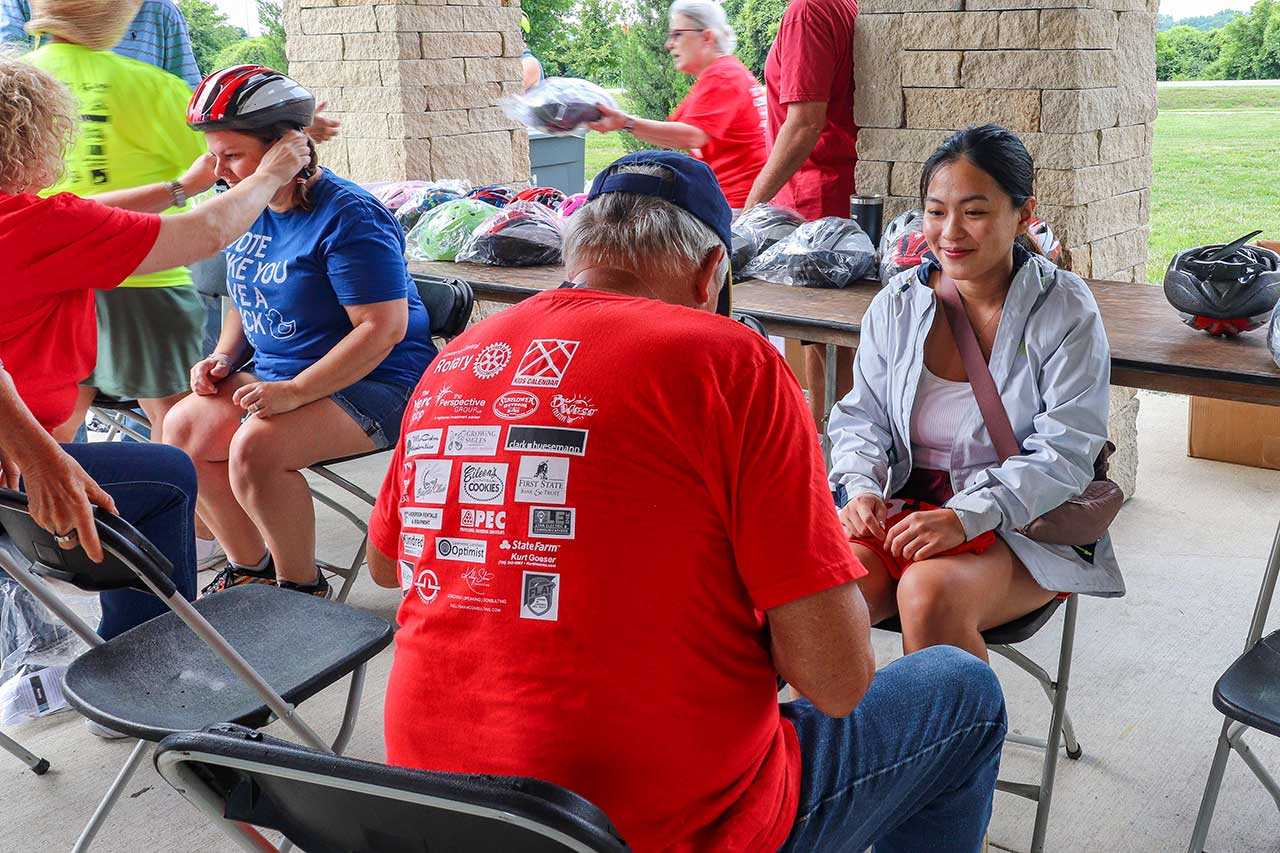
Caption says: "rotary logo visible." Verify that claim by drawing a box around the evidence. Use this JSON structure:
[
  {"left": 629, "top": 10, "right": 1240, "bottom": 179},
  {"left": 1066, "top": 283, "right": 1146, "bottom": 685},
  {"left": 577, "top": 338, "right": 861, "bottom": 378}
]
[
  {"left": 472, "top": 342, "right": 512, "bottom": 379},
  {"left": 550, "top": 394, "right": 598, "bottom": 425}
]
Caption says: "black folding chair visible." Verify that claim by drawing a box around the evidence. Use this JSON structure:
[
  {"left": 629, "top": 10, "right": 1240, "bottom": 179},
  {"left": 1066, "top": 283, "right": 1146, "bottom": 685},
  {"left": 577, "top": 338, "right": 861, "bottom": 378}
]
[
  {"left": 310, "top": 276, "right": 475, "bottom": 602},
  {"left": 1188, "top": 522, "right": 1280, "bottom": 851},
  {"left": 155, "top": 723, "right": 632, "bottom": 853},
  {"left": 0, "top": 489, "right": 392, "bottom": 851},
  {"left": 0, "top": 727, "right": 48, "bottom": 774},
  {"left": 876, "top": 595, "right": 1080, "bottom": 853}
]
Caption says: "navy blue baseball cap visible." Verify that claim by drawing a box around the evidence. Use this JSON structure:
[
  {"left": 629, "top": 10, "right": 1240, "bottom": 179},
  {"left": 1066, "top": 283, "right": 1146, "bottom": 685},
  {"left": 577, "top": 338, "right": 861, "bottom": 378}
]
[{"left": 588, "top": 150, "right": 734, "bottom": 315}]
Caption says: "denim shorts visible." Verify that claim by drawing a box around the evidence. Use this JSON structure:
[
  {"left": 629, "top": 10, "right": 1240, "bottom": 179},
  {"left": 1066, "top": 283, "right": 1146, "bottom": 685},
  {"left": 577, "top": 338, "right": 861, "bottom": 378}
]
[{"left": 330, "top": 378, "right": 413, "bottom": 450}]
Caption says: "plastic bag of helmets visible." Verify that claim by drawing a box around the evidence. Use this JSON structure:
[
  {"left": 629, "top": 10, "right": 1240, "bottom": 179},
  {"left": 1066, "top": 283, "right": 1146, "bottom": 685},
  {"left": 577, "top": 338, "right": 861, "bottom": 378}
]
[
  {"left": 457, "top": 201, "right": 565, "bottom": 267},
  {"left": 877, "top": 209, "right": 1064, "bottom": 285},
  {"left": 502, "top": 77, "right": 618, "bottom": 136},
  {"left": 742, "top": 216, "right": 877, "bottom": 289},
  {"left": 1164, "top": 230, "right": 1280, "bottom": 340},
  {"left": 730, "top": 204, "right": 805, "bottom": 281},
  {"left": 395, "top": 180, "right": 472, "bottom": 234},
  {"left": 406, "top": 198, "right": 501, "bottom": 262}
]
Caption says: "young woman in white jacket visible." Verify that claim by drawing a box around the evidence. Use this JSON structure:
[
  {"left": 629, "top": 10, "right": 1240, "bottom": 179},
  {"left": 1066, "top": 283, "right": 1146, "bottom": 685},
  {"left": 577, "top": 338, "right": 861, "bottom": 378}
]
[{"left": 828, "top": 124, "right": 1122, "bottom": 661}]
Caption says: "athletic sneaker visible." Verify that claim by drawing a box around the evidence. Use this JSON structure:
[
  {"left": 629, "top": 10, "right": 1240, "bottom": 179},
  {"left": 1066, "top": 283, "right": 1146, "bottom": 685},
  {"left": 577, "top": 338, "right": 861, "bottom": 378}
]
[
  {"left": 195, "top": 537, "right": 227, "bottom": 572},
  {"left": 200, "top": 558, "right": 276, "bottom": 598},
  {"left": 277, "top": 572, "right": 332, "bottom": 600},
  {"left": 84, "top": 718, "right": 128, "bottom": 740}
]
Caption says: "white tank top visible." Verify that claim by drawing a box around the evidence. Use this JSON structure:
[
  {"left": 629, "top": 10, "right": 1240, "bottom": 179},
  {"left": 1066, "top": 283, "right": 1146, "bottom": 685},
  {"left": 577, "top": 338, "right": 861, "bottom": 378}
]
[{"left": 910, "top": 365, "right": 978, "bottom": 471}]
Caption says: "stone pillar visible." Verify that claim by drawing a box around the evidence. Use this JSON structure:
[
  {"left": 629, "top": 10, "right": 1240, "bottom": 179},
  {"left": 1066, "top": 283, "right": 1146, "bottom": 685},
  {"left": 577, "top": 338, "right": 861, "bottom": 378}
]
[
  {"left": 284, "top": 0, "right": 530, "bottom": 186},
  {"left": 853, "top": 0, "right": 1156, "bottom": 496}
]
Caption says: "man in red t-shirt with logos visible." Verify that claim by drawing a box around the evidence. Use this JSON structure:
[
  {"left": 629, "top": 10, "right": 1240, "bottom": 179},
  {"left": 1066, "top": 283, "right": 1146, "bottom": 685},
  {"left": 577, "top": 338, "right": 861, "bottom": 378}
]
[{"left": 368, "top": 152, "right": 1005, "bottom": 853}]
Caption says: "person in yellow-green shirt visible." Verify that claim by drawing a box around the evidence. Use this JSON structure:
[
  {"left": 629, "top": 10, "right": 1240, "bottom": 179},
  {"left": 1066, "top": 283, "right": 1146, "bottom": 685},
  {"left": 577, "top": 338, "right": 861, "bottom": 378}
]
[{"left": 26, "top": 0, "right": 213, "bottom": 444}]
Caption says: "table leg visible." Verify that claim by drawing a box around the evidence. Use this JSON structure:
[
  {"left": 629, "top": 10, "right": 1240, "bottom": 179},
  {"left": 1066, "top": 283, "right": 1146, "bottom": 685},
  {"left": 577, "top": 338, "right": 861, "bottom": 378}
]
[{"left": 822, "top": 343, "right": 838, "bottom": 467}]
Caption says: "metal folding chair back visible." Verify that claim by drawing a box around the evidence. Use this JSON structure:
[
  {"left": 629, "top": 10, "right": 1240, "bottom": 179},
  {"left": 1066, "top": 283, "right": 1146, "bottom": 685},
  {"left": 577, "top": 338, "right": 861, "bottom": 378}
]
[
  {"left": 1188, "top": 521, "right": 1280, "bottom": 851},
  {"left": 876, "top": 594, "right": 1080, "bottom": 853},
  {"left": 0, "top": 488, "right": 391, "bottom": 851},
  {"left": 155, "top": 724, "right": 633, "bottom": 853},
  {"left": 309, "top": 278, "right": 476, "bottom": 602}
]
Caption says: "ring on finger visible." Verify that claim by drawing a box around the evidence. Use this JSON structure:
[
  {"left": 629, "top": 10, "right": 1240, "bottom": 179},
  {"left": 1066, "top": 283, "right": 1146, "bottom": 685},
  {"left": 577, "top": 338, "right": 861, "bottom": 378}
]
[{"left": 53, "top": 529, "right": 79, "bottom": 545}]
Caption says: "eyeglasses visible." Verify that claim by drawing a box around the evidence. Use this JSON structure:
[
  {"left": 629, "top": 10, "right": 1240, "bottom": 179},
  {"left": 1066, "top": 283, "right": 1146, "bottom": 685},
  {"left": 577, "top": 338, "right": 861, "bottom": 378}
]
[{"left": 666, "top": 28, "right": 705, "bottom": 40}]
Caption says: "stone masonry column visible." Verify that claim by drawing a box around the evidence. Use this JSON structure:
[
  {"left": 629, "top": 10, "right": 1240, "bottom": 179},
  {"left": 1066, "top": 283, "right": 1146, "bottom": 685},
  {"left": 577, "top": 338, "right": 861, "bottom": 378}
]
[
  {"left": 283, "top": 0, "right": 530, "bottom": 187},
  {"left": 853, "top": 0, "right": 1157, "bottom": 497}
]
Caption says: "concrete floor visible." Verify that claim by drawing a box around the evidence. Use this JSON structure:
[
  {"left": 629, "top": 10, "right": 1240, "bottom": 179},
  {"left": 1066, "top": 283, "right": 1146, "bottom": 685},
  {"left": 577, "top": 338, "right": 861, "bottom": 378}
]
[{"left": 2, "top": 391, "right": 1279, "bottom": 852}]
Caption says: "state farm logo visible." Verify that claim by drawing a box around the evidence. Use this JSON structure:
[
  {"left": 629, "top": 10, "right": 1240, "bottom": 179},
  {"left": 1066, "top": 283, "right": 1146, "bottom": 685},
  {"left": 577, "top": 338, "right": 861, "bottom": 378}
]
[
  {"left": 550, "top": 394, "right": 597, "bottom": 425},
  {"left": 472, "top": 342, "right": 512, "bottom": 379},
  {"left": 436, "top": 536, "right": 487, "bottom": 563},
  {"left": 462, "top": 566, "right": 495, "bottom": 594},
  {"left": 434, "top": 385, "right": 487, "bottom": 421},
  {"left": 512, "top": 339, "right": 580, "bottom": 388},
  {"left": 493, "top": 390, "right": 539, "bottom": 421},
  {"left": 459, "top": 462, "right": 508, "bottom": 504},
  {"left": 460, "top": 508, "right": 507, "bottom": 535}
]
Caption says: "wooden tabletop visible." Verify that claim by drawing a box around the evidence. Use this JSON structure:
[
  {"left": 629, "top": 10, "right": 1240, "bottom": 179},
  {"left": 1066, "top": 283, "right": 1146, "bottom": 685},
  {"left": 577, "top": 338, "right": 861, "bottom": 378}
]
[{"left": 409, "top": 260, "right": 1280, "bottom": 406}]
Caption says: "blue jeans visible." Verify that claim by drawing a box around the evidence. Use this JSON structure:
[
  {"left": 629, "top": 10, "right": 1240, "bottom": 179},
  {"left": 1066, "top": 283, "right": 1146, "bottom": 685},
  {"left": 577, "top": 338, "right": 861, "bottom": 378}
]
[
  {"left": 779, "top": 646, "right": 1007, "bottom": 853},
  {"left": 58, "top": 443, "right": 197, "bottom": 640},
  {"left": 329, "top": 377, "right": 413, "bottom": 450}
]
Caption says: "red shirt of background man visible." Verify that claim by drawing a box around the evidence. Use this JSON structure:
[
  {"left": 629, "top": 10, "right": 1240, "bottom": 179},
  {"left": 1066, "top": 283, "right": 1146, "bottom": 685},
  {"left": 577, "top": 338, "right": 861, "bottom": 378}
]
[
  {"left": 764, "top": 0, "right": 859, "bottom": 220},
  {"left": 669, "top": 54, "right": 768, "bottom": 208},
  {"left": 0, "top": 192, "right": 159, "bottom": 429},
  {"left": 370, "top": 288, "right": 864, "bottom": 853}
]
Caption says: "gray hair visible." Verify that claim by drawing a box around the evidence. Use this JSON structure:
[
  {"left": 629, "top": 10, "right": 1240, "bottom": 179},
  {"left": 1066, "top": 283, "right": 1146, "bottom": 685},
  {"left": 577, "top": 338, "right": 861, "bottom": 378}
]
[
  {"left": 564, "top": 163, "right": 729, "bottom": 290},
  {"left": 669, "top": 0, "right": 736, "bottom": 54}
]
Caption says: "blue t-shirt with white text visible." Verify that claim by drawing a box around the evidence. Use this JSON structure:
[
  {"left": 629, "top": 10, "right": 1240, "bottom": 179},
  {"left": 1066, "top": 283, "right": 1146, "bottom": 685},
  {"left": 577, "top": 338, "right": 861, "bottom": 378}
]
[{"left": 224, "top": 169, "right": 435, "bottom": 388}]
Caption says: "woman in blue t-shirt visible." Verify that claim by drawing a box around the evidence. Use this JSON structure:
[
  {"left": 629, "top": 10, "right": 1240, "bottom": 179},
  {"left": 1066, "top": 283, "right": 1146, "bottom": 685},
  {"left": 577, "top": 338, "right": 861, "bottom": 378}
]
[{"left": 165, "top": 67, "right": 436, "bottom": 598}]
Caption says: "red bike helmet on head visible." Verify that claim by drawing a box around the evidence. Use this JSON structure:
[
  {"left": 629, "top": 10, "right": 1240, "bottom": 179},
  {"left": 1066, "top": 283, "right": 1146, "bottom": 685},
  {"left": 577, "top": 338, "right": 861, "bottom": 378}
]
[{"left": 187, "top": 65, "right": 315, "bottom": 132}]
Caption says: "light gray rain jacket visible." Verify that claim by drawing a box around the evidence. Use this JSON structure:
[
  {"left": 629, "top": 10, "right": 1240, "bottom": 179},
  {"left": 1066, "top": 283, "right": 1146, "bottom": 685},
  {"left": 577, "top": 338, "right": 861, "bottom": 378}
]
[{"left": 828, "top": 250, "right": 1124, "bottom": 597}]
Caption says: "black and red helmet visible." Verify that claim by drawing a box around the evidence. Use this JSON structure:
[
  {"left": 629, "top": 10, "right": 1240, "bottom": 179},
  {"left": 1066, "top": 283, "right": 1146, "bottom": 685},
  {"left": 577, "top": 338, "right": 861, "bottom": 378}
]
[
  {"left": 187, "top": 65, "right": 315, "bottom": 132},
  {"left": 1164, "top": 231, "right": 1280, "bottom": 337},
  {"left": 513, "top": 186, "right": 568, "bottom": 210}
]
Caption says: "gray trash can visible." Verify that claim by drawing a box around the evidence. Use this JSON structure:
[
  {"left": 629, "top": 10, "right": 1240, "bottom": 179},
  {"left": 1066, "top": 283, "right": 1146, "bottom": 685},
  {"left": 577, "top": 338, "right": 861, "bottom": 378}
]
[{"left": 528, "top": 130, "right": 587, "bottom": 194}]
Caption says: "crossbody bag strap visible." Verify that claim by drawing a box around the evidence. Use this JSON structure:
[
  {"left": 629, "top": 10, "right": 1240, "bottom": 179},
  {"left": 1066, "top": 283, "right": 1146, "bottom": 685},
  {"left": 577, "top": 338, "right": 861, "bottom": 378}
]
[{"left": 935, "top": 272, "right": 1021, "bottom": 462}]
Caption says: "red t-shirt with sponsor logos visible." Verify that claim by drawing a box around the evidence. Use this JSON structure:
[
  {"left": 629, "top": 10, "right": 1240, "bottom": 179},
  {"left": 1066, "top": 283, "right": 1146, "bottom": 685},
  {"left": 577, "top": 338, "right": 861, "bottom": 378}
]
[
  {"left": 370, "top": 288, "right": 864, "bottom": 853},
  {"left": 669, "top": 55, "right": 768, "bottom": 208}
]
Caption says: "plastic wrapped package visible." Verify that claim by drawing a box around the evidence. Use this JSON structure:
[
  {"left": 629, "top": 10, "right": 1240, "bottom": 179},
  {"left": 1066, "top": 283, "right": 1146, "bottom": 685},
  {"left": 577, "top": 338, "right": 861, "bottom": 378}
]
[
  {"left": 743, "top": 217, "right": 877, "bottom": 289},
  {"left": 878, "top": 208, "right": 927, "bottom": 284},
  {"left": 394, "top": 180, "right": 473, "bottom": 235},
  {"left": 0, "top": 570, "right": 98, "bottom": 725},
  {"left": 514, "top": 186, "right": 568, "bottom": 210},
  {"left": 730, "top": 204, "right": 805, "bottom": 281},
  {"left": 1269, "top": 298, "right": 1280, "bottom": 368},
  {"left": 457, "top": 202, "right": 564, "bottom": 267},
  {"left": 1026, "top": 217, "right": 1062, "bottom": 265},
  {"left": 501, "top": 77, "right": 618, "bottom": 136},
  {"left": 361, "top": 180, "right": 433, "bottom": 211},
  {"left": 406, "top": 199, "right": 501, "bottom": 262},
  {"left": 466, "top": 185, "right": 517, "bottom": 208},
  {"left": 557, "top": 192, "right": 588, "bottom": 218}
]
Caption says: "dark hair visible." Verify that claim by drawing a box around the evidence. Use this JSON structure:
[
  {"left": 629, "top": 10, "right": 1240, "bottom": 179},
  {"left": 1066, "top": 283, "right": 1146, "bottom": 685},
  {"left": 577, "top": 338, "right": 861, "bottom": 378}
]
[
  {"left": 244, "top": 122, "right": 319, "bottom": 212},
  {"left": 919, "top": 124, "right": 1045, "bottom": 257}
]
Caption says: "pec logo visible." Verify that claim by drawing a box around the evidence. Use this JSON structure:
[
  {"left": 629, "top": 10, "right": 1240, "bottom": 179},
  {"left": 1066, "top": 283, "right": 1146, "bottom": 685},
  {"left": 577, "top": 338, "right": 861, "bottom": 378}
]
[{"left": 460, "top": 508, "right": 507, "bottom": 534}]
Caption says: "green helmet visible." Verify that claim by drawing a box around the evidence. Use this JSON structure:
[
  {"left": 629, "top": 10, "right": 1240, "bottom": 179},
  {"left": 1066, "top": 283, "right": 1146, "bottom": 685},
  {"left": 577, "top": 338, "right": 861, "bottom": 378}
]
[{"left": 411, "top": 198, "right": 500, "bottom": 261}]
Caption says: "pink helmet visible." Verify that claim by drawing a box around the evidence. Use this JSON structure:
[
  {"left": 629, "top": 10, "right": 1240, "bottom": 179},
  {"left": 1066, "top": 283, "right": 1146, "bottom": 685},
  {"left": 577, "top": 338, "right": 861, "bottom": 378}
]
[{"left": 557, "top": 193, "right": 588, "bottom": 218}]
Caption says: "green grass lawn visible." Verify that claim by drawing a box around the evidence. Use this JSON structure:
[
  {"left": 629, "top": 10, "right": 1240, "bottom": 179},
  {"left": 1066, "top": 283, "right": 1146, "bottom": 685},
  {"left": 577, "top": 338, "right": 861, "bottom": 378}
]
[
  {"left": 585, "top": 132, "right": 628, "bottom": 183},
  {"left": 1149, "top": 86, "right": 1280, "bottom": 283}
]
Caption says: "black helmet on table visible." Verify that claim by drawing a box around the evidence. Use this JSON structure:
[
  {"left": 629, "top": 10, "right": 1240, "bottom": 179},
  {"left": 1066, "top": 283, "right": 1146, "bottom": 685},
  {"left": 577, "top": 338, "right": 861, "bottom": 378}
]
[
  {"left": 1163, "top": 231, "right": 1280, "bottom": 336},
  {"left": 744, "top": 217, "right": 877, "bottom": 289},
  {"left": 730, "top": 204, "right": 805, "bottom": 279}
]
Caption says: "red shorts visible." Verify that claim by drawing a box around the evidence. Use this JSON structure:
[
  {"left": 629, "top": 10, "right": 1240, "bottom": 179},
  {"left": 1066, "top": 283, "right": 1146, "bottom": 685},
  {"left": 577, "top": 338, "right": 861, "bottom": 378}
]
[{"left": 850, "top": 497, "right": 998, "bottom": 580}]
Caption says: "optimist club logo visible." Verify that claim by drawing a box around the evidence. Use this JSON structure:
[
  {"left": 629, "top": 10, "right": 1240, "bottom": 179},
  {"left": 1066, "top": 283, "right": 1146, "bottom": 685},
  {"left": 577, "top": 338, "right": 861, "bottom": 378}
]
[
  {"left": 511, "top": 339, "right": 580, "bottom": 388},
  {"left": 413, "top": 568, "right": 441, "bottom": 605},
  {"left": 550, "top": 394, "right": 597, "bottom": 425},
  {"left": 472, "top": 342, "right": 512, "bottom": 379},
  {"left": 520, "top": 571, "right": 560, "bottom": 621},
  {"left": 436, "top": 536, "right": 488, "bottom": 563}
]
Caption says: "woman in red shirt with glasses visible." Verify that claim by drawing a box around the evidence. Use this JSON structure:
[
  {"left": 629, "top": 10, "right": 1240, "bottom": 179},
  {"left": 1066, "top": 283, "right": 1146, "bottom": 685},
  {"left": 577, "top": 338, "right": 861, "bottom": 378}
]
[{"left": 588, "top": 0, "right": 766, "bottom": 211}]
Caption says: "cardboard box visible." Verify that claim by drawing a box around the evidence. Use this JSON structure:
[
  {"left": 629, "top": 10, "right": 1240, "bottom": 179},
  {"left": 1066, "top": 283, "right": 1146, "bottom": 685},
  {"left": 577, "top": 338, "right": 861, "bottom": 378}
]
[
  {"left": 784, "top": 338, "right": 808, "bottom": 391},
  {"left": 1188, "top": 396, "right": 1280, "bottom": 470}
]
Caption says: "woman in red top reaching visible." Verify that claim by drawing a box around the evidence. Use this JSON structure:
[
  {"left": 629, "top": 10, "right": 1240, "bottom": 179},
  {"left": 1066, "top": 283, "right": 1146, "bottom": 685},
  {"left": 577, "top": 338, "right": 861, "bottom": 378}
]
[
  {"left": 0, "top": 55, "right": 307, "bottom": 658},
  {"left": 587, "top": 0, "right": 766, "bottom": 210}
]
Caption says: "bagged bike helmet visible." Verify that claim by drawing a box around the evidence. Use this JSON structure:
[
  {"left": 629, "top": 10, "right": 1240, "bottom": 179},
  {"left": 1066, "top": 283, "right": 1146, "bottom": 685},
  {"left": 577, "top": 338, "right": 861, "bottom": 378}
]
[
  {"left": 457, "top": 201, "right": 563, "bottom": 266},
  {"left": 502, "top": 77, "right": 618, "bottom": 136},
  {"left": 466, "top": 185, "right": 516, "bottom": 208},
  {"left": 407, "top": 198, "right": 500, "bottom": 262},
  {"left": 1164, "top": 231, "right": 1280, "bottom": 336},
  {"left": 514, "top": 186, "right": 568, "bottom": 210},
  {"left": 730, "top": 204, "right": 805, "bottom": 280},
  {"left": 558, "top": 192, "right": 588, "bottom": 218},
  {"left": 878, "top": 208, "right": 927, "bottom": 284},
  {"left": 396, "top": 187, "right": 463, "bottom": 234},
  {"left": 362, "top": 180, "right": 432, "bottom": 211},
  {"left": 188, "top": 65, "right": 315, "bottom": 132},
  {"left": 1269, "top": 303, "right": 1280, "bottom": 369},
  {"left": 878, "top": 208, "right": 924, "bottom": 259},
  {"left": 744, "top": 217, "right": 877, "bottom": 289},
  {"left": 1026, "top": 217, "right": 1062, "bottom": 265}
]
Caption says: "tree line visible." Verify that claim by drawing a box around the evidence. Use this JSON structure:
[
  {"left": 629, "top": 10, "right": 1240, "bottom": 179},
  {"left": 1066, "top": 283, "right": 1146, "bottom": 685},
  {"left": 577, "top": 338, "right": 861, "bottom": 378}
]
[
  {"left": 177, "top": 0, "right": 286, "bottom": 76},
  {"left": 1158, "top": 1, "right": 1280, "bottom": 81}
]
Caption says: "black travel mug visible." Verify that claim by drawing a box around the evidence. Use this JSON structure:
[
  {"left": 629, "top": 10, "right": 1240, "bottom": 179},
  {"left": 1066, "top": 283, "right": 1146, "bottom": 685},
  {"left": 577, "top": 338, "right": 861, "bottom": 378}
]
[{"left": 849, "top": 195, "right": 884, "bottom": 246}]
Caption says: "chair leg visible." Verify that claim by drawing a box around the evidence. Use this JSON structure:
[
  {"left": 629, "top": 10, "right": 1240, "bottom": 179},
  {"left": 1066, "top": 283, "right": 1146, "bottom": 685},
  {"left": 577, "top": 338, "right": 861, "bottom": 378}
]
[
  {"left": 329, "top": 533, "right": 367, "bottom": 604},
  {"left": 0, "top": 728, "right": 48, "bottom": 774},
  {"left": 1188, "top": 719, "right": 1236, "bottom": 852},
  {"left": 330, "top": 663, "right": 367, "bottom": 755},
  {"left": 72, "top": 739, "right": 149, "bottom": 852},
  {"left": 1030, "top": 594, "right": 1078, "bottom": 853},
  {"left": 1228, "top": 725, "right": 1280, "bottom": 810}
]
